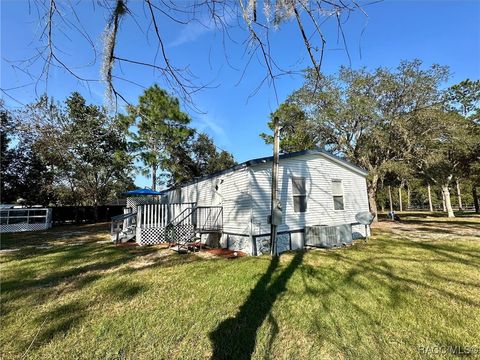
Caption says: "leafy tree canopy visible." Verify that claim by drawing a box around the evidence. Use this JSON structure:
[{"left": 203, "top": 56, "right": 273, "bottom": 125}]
[
  {"left": 262, "top": 60, "right": 452, "bottom": 217},
  {"left": 126, "top": 85, "right": 236, "bottom": 188},
  {"left": 16, "top": 93, "right": 134, "bottom": 210}
]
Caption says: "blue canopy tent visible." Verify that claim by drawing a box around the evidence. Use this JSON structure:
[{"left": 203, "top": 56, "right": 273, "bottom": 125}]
[{"left": 123, "top": 189, "right": 163, "bottom": 196}]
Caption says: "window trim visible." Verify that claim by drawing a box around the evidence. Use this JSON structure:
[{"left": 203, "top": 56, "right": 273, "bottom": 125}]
[
  {"left": 292, "top": 176, "right": 307, "bottom": 213},
  {"left": 331, "top": 179, "right": 345, "bottom": 211}
]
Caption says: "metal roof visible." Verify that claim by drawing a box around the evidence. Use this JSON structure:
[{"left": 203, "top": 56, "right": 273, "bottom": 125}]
[
  {"left": 245, "top": 149, "right": 368, "bottom": 176},
  {"left": 160, "top": 148, "right": 368, "bottom": 193}
]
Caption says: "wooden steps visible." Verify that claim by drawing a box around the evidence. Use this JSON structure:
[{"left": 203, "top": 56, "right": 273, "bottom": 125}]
[{"left": 111, "top": 225, "right": 136, "bottom": 244}]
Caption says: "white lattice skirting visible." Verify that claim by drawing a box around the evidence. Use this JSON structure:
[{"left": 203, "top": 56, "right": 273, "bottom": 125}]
[
  {"left": 138, "top": 227, "right": 166, "bottom": 245},
  {"left": 138, "top": 224, "right": 195, "bottom": 246},
  {"left": 1, "top": 223, "right": 52, "bottom": 233}
]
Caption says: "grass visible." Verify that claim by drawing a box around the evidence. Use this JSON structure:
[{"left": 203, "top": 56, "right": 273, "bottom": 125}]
[{"left": 1, "top": 215, "right": 479, "bottom": 359}]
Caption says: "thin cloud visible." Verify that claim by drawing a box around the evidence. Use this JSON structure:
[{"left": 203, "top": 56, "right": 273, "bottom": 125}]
[
  {"left": 193, "top": 114, "right": 231, "bottom": 147},
  {"left": 170, "top": 12, "right": 236, "bottom": 47}
]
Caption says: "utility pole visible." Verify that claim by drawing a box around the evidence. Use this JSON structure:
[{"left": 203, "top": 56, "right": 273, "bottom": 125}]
[{"left": 270, "top": 116, "right": 280, "bottom": 257}]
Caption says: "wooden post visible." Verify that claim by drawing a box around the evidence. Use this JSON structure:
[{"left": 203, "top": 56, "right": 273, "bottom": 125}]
[
  {"left": 407, "top": 183, "right": 411, "bottom": 210},
  {"left": 388, "top": 186, "right": 393, "bottom": 214},
  {"left": 270, "top": 117, "right": 280, "bottom": 257},
  {"left": 398, "top": 186, "right": 403, "bottom": 212},
  {"left": 136, "top": 207, "right": 142, "bottom": 243},
  {"left": 456, "top": 179, "right": 463, "bottom": 211},
  {"left": 427, "top": 183, "right": 433, "bottom": 212}
]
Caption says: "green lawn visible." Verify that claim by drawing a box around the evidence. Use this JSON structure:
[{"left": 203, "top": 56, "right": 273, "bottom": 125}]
[{"left": 1, "top": 215, "right": 479, "bottom": 359}]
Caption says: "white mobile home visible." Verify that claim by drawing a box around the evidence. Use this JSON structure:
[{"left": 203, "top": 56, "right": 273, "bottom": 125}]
[{"left": 152, "top": 149, "right": 370, "bottom": 255}]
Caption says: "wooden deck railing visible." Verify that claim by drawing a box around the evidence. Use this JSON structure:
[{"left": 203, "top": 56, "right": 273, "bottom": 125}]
[{"left": 137, "top": 203, "right": 195, "bottom": 228}]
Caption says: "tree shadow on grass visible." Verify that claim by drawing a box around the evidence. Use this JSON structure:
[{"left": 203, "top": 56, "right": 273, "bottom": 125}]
[
  {"left": 296, "top": 242, "right": 480, "bottom": 357},
  {"left": 329, "top": 249, "right": 480, "bottom": 308},
  {"left": 31, "top": 301, "right": 86, "bottom": 350},
  {"left": 1, "top": 249, "right": 129, "bottom": 294},
  {"left": 104, "top": 279, "right": 146, "bottom": 301},
  {"left": 0, "top": 244, "right": 159, "bottom": 314},
  {"left": 209, "top": 251, "right": 304, "bottom": 360}
]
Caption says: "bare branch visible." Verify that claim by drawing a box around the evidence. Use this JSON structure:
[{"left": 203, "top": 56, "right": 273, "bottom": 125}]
[{"left": 5, "top": 0, "right": 370, "bottom": 110}]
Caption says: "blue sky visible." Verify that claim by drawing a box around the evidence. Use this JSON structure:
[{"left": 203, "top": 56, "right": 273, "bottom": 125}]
[{"left": 1, "top": 0, "right": 479, "bottom": 189}]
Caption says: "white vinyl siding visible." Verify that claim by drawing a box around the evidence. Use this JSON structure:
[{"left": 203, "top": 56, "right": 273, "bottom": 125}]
[
  {"left": 161, "top": 167, "right": 251, "bottom": 235},
  {"left": 250, "top": 154, "right": 369, "bottom": 236},
  {"left": 161, "top": 152, "right": 370, "bottom": 252}
]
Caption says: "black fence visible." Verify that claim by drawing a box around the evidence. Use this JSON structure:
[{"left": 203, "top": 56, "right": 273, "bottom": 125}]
[{"left": 51, "top": 205, "right": 125, "bottom": 224}]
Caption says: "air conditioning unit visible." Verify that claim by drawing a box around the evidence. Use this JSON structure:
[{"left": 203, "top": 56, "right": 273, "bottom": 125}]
[{"left": 305, "top": 224, "right": 353, "bottom": 248}]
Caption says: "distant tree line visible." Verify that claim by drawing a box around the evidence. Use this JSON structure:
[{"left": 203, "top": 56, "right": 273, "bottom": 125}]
[
  {"left": 2, "top": 60, "right": 478, "bottom": 221},
  {"left": 261, "top": 60, "right": 480, "bottom": 219},
  {"left": 0, "top": 85, "right": 236, "bottom": 215}
]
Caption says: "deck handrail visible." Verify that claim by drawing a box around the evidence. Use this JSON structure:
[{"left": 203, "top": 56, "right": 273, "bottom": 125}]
[
  {"left": 195, "top": 206, "right": 223, "bottom": 231},
  {"left": 111, "top": 211, "right": 137, "bottom": 243},
  {"left": 133, "top": 203, "right": 223, "bottom": 247},
  {"left": 111, "top": 212, "right": 137, "bottom": 222},
  {"left": 165, "top": 205, "right": 195, "bottom": 228}
]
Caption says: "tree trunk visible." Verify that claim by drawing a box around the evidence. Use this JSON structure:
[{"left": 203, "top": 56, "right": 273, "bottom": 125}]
[
  {"left": 367, "top": 174, "right": 379, "bottom": 221},
  {"left": 442, "top": 190, "right": 446, "bottom": 212},
  {"left": 388, "top": 186, "right": 393, "bottom": 213},
  {"left": 473, "top": 185, "right": 479, "bottom": 213},
  {"left": 398, "top": 186, "right": 403, "bottom": 212},
  {"left": 456, "top": 179, "right": 463, "bottom": 211},
  {"left": 152, "top": 163, "right": 157, "bottom": 191},
  {"left": 442, "top": 184, "right": 455, "bottom": 218},
  {"left": 427, "top": 183, "right": 433, "bottom": 212}
]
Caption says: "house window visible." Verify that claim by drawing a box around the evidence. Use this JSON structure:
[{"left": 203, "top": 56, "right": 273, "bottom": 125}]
[
  {"left": 292, "top": 177, "right": 307, "bottom": 213},
  {"left": 332, "top": 179, "right": 344, "bottom": 210}
]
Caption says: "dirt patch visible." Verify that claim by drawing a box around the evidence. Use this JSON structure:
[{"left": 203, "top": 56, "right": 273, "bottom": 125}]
[
  {"left": 116, "top": 242, "right": 139, "bottom": 248},
  {"left": 372, "top": 217, "right": 480, "bottom": 241},
  {"left": 126, "top": 250, "right": 172, "bottom": 270},
  {"left": 57, "top": 231, "right": 88, "bottom": 238},
  {"left": 201, "top": 248, "right": 247, "bottom": 259}
]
